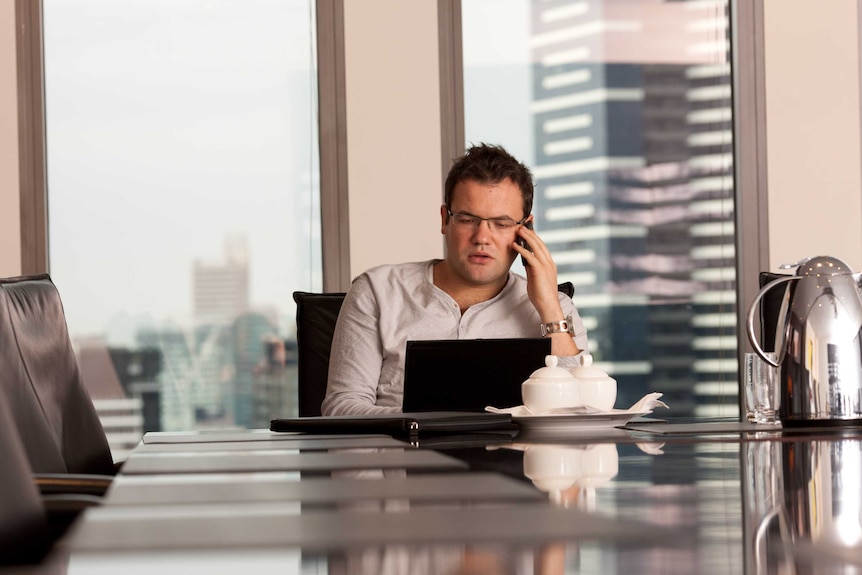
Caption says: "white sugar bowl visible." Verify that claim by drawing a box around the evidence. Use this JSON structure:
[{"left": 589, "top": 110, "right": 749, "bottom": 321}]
[
  {"left": 522, "top": 444, "right": 583, "bottom": 494},
  {"left": 521, "top": 355, "right": 580, "bottom": 414},
  {"left": 570, "top": 355, "right": 617, "bottom": 412},
  {"left": 575, "top": 444, "right": 619, "bottom": 488}
]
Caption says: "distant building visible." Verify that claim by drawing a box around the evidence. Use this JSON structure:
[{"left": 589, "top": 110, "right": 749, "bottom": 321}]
[
  {"left": 257, "top": 338, "right": 299, "bottom": 426},
  {"left": 231, "top": 311, "right": 285, "bottom": 427},
  {"left": 193, "top": 234, "right": 249, "bottom": 323},
  {"left": 529, "top": 0, "right": 736, "bottom": 416},
  {"left": 76, "top": 339, "right": 144, "bottom": 461},
  {"left": 107, "top": 347, "right": 163, "bottom": 433},
  {"left": 138, "top": 234, "right": 255, "bottom": 431}
]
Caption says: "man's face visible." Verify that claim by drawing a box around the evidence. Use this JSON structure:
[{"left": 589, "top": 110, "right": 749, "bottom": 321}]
[{"left": 441, "top": 177, "right": 527, "bottom": 287}]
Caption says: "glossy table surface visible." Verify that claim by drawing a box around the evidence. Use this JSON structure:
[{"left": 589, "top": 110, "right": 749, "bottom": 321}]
[{"left": 35, "top": 420, "right": 862, "bottom": 574}]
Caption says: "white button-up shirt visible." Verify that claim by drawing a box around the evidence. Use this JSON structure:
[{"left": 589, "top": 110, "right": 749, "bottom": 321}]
[{"left": 321, "top": 260, "right": 589, "bottom": 415}]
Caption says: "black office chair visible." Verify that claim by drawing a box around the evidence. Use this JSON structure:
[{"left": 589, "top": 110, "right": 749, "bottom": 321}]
[
  {"left": 293, "top": 291, "right": 347, "bottom": 417},
  {"left": 0, "top": 274, "right": 115, "bottom": 496},
  {"left": 0, "top": 391, "right": 51, "bottom": 565},
  {"left": 293, "top": 282, "right": 579, "bottom": 417}
]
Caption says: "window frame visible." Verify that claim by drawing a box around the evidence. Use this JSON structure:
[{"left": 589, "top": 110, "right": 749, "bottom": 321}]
[
  {"left": 444, "top": 0, "right": 770, "bottom": 413},
  {"left": 17, "top": 0, "right": 347, "bottom": 288},
  {"left": 17, "top": 0, "right": 770, "bottom": 393}
]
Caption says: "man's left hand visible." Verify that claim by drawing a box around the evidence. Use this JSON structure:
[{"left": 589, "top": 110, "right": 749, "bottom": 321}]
[{"left": 513, "top": 225, "right": 565, "bottom": 323}]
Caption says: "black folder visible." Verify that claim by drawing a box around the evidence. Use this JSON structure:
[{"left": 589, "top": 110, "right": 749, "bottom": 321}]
[{"left": 270, "top": 411, "right": 514, "bottom": 440}]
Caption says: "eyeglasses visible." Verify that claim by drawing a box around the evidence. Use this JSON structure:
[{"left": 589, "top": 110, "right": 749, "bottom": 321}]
[{"left": 446, "top": 209, "right": 528, "bottom": 233}]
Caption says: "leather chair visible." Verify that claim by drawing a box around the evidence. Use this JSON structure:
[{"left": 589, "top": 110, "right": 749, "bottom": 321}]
[
  {"left": 293, "top": 291, "right": 346, "bottom": 417},
  {"left": 0, "top": 387, "right": 101, "bottom": 564},
  {"left": 293, "top": 281, "right": 579, "bottom": 417},
  {"left": 0, "top": 391, "right": 51, "bottom": 565},
  {"left": 558, "top": 281, "right": 574, "bottom": 299},
  {"left": 0, "top": 274, "right": 115, "bottom": 496}
]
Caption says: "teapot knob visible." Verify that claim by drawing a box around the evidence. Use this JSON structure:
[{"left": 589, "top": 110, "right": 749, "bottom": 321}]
[{"left": 544, "top": 355, "right": 559, "bottom": 368}]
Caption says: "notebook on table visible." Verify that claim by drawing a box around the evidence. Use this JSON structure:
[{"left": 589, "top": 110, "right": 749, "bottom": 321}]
[
  {"left": 270, "top": 411, "right": 514, "bottom": 440},
  {"left": 402, "top": 338, "right": 551, "bottom": 413}
]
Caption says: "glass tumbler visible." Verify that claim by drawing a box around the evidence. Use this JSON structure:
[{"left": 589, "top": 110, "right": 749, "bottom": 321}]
[{"left": 744, "top": 352, "right": 780, "bottom": 424}]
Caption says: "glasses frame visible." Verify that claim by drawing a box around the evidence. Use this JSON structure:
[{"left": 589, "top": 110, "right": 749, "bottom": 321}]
[{"left": 445, "top": 209, "right": 530, "bottom": 233}]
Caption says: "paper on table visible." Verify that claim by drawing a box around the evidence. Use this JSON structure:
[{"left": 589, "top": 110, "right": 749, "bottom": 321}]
[{"left": 485, "top": 392, "right": 669, "bottom": 417}]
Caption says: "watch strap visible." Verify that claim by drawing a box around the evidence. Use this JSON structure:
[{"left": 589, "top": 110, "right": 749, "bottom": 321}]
[{"left": 540, "top": 315, "right": 574, "bottom": 337}]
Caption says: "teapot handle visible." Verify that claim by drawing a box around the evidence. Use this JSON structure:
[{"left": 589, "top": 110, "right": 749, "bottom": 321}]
[{"left": 745, "top": 275, "right": 799, "bottom": 367}]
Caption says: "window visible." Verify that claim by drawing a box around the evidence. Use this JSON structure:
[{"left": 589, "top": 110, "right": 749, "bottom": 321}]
[
  {"left": 43, "top": 0, "right": 320, "bottom": 458},
  {"left": 462, "top": 0, "right": 737, "bottom": 417}
]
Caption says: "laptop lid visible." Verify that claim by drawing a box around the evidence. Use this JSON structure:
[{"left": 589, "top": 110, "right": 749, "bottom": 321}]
[{"left": 402, "top": 338, "right": 552, "bottom": 412}]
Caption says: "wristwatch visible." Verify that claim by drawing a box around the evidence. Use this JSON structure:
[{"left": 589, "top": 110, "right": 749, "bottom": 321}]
[{"left": 540, "top": 315, "right": 574, "bottom": 337}]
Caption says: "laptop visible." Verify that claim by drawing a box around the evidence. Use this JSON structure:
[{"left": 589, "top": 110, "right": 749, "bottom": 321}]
[{"left": 402, "top": 338, "right": 552, "bottom": 412}]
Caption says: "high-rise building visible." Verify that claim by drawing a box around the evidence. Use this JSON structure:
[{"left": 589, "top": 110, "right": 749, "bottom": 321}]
[
  {"left": 193, "top": 234, "right": 250, "bottom": 323},
  {"left": 251, "top": 338, "right": 299, "bottom": 427},
  {"left": 230, "top": 311, "right": 285, "bottom": 427},
  {"left": 529, "top": 0, "right": 736, "bottom": 416},
  {"left": 107, "top": 347, "right": 163, "bottom": 433},
  {"left": 76, "top": 339, "right": 144, "bottom": 461}
]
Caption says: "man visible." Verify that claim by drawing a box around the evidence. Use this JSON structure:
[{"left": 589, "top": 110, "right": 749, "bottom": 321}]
[{"left": 321, "top": 143, "right": 589, "bottom": 415}]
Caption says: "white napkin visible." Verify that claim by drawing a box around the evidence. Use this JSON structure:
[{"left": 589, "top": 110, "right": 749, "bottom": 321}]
[{"left": 485, "top": 392, "right": 669, "bottom": 417}]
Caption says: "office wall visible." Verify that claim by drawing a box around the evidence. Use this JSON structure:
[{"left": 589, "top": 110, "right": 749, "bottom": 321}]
[
  {"left": 343, "top": 0, "right": 444, "bottom": 279},
  {"left": 0, "top": 0, "right": 20, "bottom": 277},
  {"left": 763, "top": 0, "right": 862, "bottom": 272}
]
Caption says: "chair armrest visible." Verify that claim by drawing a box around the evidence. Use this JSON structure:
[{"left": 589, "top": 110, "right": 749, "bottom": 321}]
[
  {"left": 35, "top": 473, "right": 113, "bottom": 497},
  {"left": 42, "top": 493, "right": 104, "bottom": 512},
  {"left": 42, "top": 493, "right": 104, "bottom": 542}
]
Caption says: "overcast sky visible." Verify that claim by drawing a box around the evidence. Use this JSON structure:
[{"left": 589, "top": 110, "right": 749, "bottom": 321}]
[
  {"left": 44, "top": 0, "right": 319, "bottom": 343},
  {"left": 44, "top": 0, "right": 537, "bottom": 345}
]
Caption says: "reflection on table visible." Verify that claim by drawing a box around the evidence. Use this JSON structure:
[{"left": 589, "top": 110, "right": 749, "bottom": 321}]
[{"left": 32, "top": 422, "right": 862, "bottom": 574}]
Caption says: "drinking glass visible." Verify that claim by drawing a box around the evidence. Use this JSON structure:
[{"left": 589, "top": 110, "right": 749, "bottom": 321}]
[{"left": 744, "top": 352, "right": 780, "bottom": 424}]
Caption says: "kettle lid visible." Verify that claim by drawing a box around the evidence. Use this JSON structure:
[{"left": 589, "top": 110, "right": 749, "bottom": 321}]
[{"left": 796, "top": 255, "right": 855, "bottom": 277}]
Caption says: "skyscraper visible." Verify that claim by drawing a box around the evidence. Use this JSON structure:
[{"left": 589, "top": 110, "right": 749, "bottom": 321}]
[
  {"left": 529, "top": 0, "right": 736, "bottom": 416},
  {"left": 193, "top": 234, "right": 250, "bottom": 323}
]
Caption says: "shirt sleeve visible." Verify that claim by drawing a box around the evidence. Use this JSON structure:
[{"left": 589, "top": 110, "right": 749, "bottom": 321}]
[{"left": 321, "top": 274, "right": 401, "bottom": 416}]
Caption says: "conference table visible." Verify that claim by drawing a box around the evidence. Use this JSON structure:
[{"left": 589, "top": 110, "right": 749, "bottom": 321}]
[{"left": 44, "top": 418, "right": 862, "bottom": 574}]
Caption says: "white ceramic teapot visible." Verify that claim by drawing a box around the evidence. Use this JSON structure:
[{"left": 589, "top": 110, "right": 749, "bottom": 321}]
[
  {"left": 521, "top": 355, "right": 580, "bottom": 414},
  {"left": 569, "top": 355, "right": 617, "bottom": 412}
]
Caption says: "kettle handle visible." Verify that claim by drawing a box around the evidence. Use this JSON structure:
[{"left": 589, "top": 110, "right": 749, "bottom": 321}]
[{"left": 745, "top": 275, "right": 800, "bottom": 367}]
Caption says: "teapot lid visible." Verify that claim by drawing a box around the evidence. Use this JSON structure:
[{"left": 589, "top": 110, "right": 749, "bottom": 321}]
[
  {"left": 796, "top": 256, "right": 855, "bottom": 276},
  {"left": 528, "top": 355, "right": 575, "bottom": 380},
  {"left": 570, "top": 354, "right": 615, "bottom": 381}
]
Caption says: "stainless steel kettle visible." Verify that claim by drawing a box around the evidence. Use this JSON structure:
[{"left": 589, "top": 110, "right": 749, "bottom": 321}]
[{"left": 746, "top": 255, "right": 862, "bottom": 426}]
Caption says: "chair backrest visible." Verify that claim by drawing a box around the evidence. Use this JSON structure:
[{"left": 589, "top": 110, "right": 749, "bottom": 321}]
[
  {"left": 0, "top": 274, "right": 114, "bottom": 475},
  {"left": 293, "top": 291, "right": 347, "bottom": 417},
  {"left": 292, "top": 282, "right": 579, "bottom": 417},
  {"left": 558, "top": 281, "right": 574, "bottom": 299}
]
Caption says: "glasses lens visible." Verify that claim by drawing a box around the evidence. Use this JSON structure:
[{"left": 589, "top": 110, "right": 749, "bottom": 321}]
[
  {"left": 450, "top": 212, "right": 520, "bottom": 233},
  {"left": 491, "top": 220, "right": 517, "bottom": 231},
  {"left": 452, "top": 214, "right": 478, "bottom": 227}
]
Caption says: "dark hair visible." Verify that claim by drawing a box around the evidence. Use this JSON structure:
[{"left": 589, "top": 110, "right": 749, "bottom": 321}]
[{"left": 444, "top": 143, "right": 534, "bottom": 219}]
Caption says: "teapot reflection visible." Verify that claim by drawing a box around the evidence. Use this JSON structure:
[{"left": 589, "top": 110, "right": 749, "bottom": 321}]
[
  {"left": 521, "top": 443, "right": 619, "bottom": 508},
  {"left": 743, "top": 436, "right": 862, "bottom": 574}
]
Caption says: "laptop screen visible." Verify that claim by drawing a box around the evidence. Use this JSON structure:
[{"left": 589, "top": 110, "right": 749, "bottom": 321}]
[{"left": 402, "top": 338, "right": 552, "bottom": 412}]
